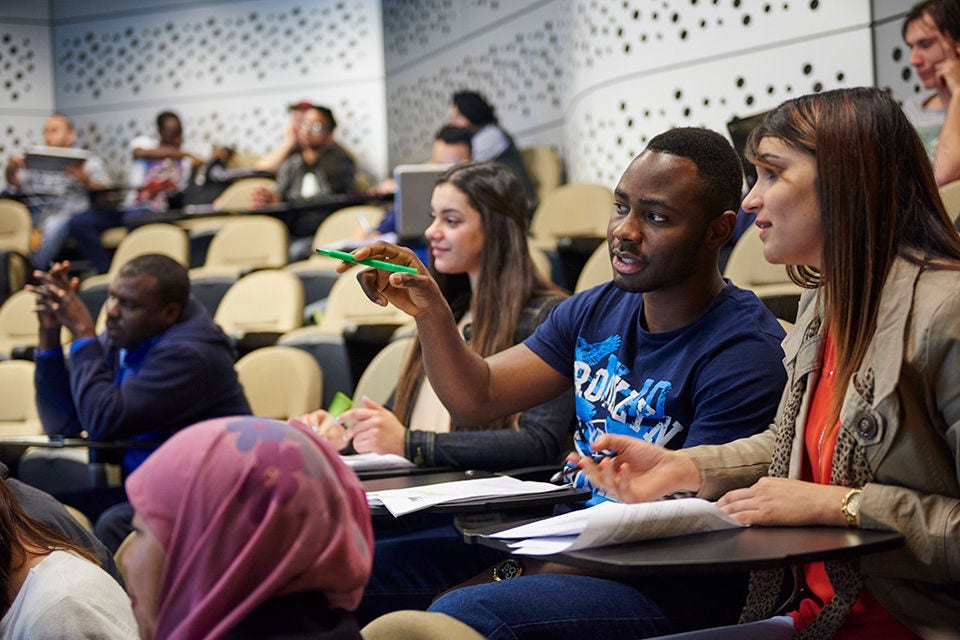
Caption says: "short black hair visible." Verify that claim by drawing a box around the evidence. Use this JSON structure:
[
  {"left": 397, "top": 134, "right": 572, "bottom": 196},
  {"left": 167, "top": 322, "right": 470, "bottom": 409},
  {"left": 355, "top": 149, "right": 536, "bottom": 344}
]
[
  {"left": 156, "top": 111, "right": 181, "bottom": 132},
  {"left": 434, "top": 125, "right": 473, "bottom": 151},
  {"left": 313, "top": 105, "right": 337, "bottom": 131},
  {"left": 451, "top": 91, "right": 497, "bottom": 126},
  {"left": 645, "top": 127, "right": 744, "bottom": 217},
  {"left": 119, "top": 254, "right": 189, "bottom": 309}
]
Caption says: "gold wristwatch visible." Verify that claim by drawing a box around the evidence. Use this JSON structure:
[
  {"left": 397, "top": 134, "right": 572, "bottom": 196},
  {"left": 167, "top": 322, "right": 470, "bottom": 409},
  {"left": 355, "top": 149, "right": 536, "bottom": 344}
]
[
  {"left": 841, "top": 487, "right": 863, "bottom": 528},
  {"left": 492, "top": 558, "right": 524, "bottom": 581}
]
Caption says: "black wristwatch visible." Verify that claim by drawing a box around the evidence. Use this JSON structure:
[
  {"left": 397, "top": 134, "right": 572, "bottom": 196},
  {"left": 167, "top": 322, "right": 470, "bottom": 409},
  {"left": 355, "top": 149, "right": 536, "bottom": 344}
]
[{"left": 492, "top": 558, "right": 524, "bottom": 581}]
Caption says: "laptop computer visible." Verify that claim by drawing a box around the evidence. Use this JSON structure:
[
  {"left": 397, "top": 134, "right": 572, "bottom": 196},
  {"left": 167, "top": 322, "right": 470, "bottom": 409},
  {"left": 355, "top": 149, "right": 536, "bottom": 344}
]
[
  {"left": 725, "top": 110, "right": 771, "bottom": 188},
  {"left": 24, "top": 145, "right": 90, "bottom": 172},
  {"left": 393, "top": 164, "right": 450, "bottom": 240}
]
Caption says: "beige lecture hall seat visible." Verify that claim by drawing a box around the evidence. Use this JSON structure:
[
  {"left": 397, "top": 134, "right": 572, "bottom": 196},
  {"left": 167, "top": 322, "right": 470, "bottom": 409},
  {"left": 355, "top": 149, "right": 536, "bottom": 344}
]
[
  {"left": 528, "top": 183, "right": 614, "bottom": 253},
  {"left": 0, "top": 198, "right": 33, "bottom": 295},
  {"left": 722, "top": 224, "right": 802, "bottom": 322},
  {"left": 235, "top": 345, "right": 322, "bottom": 420},
  {"left": 0, "top": 359, "right": 41, "bottom": 436},
  {"left": 213, "top": 269, "right": 304, "bottom": 345},
  {"left": 361, "top": 610, "right": 485, "bottom": 640},
  {"left": 0, "top": 289, "right": 41, "bottom": 360}
]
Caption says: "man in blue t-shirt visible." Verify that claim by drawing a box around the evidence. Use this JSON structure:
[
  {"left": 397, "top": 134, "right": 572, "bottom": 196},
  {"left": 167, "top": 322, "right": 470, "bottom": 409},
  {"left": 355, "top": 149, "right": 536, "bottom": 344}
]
[{"left": 352, "top": 126, "right": 788, "bottom": 638}]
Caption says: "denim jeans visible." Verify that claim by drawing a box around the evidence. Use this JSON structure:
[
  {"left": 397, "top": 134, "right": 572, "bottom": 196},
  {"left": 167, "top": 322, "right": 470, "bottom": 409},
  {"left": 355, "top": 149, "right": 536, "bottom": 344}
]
[
  {"left": 68, "top": 208, "right": 123, "bottom": 273},
  {"left": 428, "top": 571, "right": 749, "bottom": 640},
  {"left": 649, "top": 615, "right": 795, "bottom": 639},
  {"left": 32, "top": 211, "right": 75, "bottom": 269}
]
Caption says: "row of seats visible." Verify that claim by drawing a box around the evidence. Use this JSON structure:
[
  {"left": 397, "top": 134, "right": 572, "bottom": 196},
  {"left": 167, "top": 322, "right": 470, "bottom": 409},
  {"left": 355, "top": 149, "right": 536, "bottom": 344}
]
[
  {"left": 0, "top": 330, "right": 416, "bottom": 439},
  {"left": 234, "top": 337, "right": 415, "bottom": 421}
]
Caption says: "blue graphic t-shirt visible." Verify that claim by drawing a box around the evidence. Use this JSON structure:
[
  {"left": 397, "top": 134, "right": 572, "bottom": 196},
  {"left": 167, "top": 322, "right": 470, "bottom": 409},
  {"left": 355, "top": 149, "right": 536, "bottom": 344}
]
[{"left": 525, "top": 281, "right": 787, "bottom": 499}]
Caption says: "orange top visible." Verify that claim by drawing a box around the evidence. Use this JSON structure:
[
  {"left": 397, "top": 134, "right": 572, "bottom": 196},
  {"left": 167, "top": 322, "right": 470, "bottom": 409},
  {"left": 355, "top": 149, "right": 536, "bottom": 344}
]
[{"left": 790, "top": 331, "right": 918, "bottom": 639}]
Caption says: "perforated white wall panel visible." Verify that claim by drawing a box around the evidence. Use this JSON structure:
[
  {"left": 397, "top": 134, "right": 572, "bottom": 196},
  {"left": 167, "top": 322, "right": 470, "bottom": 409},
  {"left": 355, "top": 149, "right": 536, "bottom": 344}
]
[
  {"left": 873, "top": 3, "right": 919, "bottom": 109},
  {"left": 563, "top": 0, "right": 873, "bottom": 184},
  {"left": 383, "top": 0, "right": 569, "bottom": 169},
  {"left": 48, "top": 0, "right": 388, "bottom": 182},
  {"left": 567, "top": 29, "right": 874, "bottom": 186},
  {"left": 0, "top": 10, "right": 55, "bottom": 166},
  {"left": 385, "top": 0, "right": 875, "bottom": 185}
]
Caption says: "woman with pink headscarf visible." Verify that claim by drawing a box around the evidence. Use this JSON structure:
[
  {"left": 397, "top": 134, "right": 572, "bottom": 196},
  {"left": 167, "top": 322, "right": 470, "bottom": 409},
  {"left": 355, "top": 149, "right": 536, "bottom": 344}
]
[{"left": 121, "top": 416, "right": 373, "bottom": 640}]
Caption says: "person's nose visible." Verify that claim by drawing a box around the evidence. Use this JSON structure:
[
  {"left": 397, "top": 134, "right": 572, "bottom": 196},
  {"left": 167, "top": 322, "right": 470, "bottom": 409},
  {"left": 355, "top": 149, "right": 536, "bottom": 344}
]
[
  {"left": 610, "top": 210, "right": 642, "bottom": 243},
  {"left": 424, "top": 218, "right": 442, "bottom": 240},
  {"left": 106, "top": 297, "right": 120, "bottom": 318},
  {"left": 741, "top": 183, "right": 762, "bottom": 214},
  {"left": 909, "top": 47, "right": 923, "bottom": 67}
]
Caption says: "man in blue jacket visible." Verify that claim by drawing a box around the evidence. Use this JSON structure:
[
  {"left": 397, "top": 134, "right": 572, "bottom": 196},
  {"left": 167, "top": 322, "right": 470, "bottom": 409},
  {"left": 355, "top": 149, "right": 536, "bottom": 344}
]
[{"left": 29, "top": 253, "right": 251, "bottom": 547}]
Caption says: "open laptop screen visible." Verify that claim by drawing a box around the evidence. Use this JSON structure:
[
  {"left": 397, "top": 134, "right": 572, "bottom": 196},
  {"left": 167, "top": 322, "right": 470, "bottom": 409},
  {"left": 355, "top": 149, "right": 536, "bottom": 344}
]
[{"left": 393, "top": 164, "right": 450, "bottom": 240}]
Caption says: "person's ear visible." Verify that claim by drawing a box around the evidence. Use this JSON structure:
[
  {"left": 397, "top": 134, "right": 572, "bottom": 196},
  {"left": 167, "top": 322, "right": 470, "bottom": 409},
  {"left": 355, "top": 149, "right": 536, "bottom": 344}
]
[
  {"left": 160, "top": 302, "right": 183, "bottom": 327},
  {"left": 705, "top": 210, "right": 737, "bottom": 249}
]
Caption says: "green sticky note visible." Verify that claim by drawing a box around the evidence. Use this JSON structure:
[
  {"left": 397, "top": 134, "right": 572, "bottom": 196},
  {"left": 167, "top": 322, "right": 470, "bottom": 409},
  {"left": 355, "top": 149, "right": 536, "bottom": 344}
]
[{"left": 327, "top": 391, "right": 353, "bottom": 418}]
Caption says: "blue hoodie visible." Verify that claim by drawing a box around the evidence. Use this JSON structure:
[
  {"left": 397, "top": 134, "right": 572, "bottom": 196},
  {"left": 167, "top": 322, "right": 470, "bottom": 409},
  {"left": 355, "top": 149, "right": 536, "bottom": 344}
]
[{"left": 35, "top": 296, "right": 252, "bottom": 473}]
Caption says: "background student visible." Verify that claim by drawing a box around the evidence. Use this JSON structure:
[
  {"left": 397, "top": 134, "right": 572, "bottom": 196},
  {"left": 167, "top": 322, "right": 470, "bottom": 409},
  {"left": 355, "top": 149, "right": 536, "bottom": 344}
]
[
  {"left": 903, "top": 0, "right": 960, "bottom": 186},
  {"left": 300, "top": 160, "right": 574, "bottom": 471},
  {"left": 299, "top": 161, "right": 573, "bottom": 622}
]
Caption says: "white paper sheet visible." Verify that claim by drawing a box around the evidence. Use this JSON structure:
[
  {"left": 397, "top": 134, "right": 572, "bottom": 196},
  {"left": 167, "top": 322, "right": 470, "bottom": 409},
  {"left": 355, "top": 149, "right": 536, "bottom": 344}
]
[
  {"left": 366, "top": 476, "right": 564, "bottom": 517},
  {"left": 489, "top": 498, "right": 746, "bottom": 555},
  {"left": 339, "top": 452, "right": 416, "bottom": 472}
]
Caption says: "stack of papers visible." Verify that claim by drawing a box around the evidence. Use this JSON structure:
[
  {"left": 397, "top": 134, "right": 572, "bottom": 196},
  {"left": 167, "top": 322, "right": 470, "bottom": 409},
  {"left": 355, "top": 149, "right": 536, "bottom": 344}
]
[
  {"left": 367, "top": 476, "right": 564, "bottom": 517},
  {"left": 340, "top": 452, "right": 416, "bottom": 472},
  {"left": 488, "top": 498, "right": 746, "bottom": 555}
]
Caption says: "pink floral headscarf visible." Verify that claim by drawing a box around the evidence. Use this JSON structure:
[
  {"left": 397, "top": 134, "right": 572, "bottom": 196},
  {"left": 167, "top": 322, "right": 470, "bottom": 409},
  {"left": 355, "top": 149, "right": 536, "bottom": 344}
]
[{"left": 126, "top": 416, "right": 373, "bottom": 640}]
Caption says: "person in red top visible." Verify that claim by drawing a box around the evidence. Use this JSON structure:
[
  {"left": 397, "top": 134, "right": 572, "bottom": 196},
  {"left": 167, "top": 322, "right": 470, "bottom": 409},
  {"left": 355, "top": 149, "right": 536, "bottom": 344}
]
[{"left": 577, "top": 87, "right": 960, "bottom": 639}]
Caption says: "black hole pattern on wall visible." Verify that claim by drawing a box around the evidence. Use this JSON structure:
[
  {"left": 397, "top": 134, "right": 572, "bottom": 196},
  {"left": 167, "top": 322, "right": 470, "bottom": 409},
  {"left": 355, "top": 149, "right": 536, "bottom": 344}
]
[
  {"left": 0, "top": 30, "right": 38, "bottom": 107},
  {"left": 385, "top": 4, "right": 570, "bottom": 164},
  {"left": 568, "top": 59, "right": 837, "bottom": 187},
  {"left": 573, "top": 0, "right": 821, "bottom": 65},
  {"left": 55, "top": 2, "right": 371, "bottom": 102}
]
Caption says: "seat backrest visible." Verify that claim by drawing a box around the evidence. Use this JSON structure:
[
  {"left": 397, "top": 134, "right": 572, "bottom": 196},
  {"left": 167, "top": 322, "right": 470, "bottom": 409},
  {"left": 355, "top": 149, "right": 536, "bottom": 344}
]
[
  {"left": 214, "top": 269, "right": 304, "bottom": 335},
  {"left": 311, "top": 205, "right": 385, "bottom": 248},
  {"left": 0, "top": 359, "right": 40, "bottom": 435},
  {"left": 213, "top": 177, "right": 277, "bottom": 211},
  {"left": 528, "top": 246, "right": 553, "bottom": 282},
  {"left": 574, "top": 242, "right": 613, "bottom": 292},
  {"left": 723, "top": 224, "right": 792, "bottom": 287},
  {"left": 529, "top": 183, "right": 614, "bottom": 242},
  {"left": 317, "top": 272, "right": 411, "bottom": 335},
  {"left": 104, "top": 223, "right": 189, "bottom": 277},
  {"left": 235, "top": 345, "right": 322, "bottom": 420},
  {"left": 0, "top": 289, "right": 41, "bottom": 358},
  {"left": 0, "top": 199, "right": 32, "bottom": 255},
  {"left": 352, "top": 336, "right": 416, "bottom": 406},
  {"left": 204, "top": 215, "right": 288, "bottom": 271},
  {"left": 939, "top": 179, "right": 960, "bottom": 226},
  {"left": 520, "top": 146, "right": 563, "bottom": 204}
]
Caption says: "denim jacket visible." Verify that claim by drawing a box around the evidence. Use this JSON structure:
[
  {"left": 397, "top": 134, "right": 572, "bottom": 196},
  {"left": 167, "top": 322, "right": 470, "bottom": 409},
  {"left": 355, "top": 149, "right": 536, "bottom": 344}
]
[
  {"left": 688, "top": 256, "right": 960, "bottom": 638},
  {"left": 403, "top": 295, "right": 577, "bottom": 470}
]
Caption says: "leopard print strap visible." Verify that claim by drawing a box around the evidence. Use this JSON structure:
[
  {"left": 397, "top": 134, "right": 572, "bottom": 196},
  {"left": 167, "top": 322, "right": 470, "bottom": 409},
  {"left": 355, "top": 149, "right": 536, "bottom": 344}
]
[{"left": 737, "top": 318, "right": 818, "bottom": 624}]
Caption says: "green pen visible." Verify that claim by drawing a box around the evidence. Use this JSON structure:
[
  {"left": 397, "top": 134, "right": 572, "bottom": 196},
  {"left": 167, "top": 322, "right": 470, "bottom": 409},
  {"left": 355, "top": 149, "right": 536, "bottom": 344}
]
[{"left": 316, "top": 248, "right": 418, "bottom": 274}]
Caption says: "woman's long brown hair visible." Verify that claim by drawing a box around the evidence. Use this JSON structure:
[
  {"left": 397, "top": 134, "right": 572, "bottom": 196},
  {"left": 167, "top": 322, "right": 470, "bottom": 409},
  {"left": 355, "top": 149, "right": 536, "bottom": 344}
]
[
  {"left": 392, "top": 161, "right": 566, "bottom": 431},
  {"left": 745, "top": 87, "right": 960, "bottom": 420}
]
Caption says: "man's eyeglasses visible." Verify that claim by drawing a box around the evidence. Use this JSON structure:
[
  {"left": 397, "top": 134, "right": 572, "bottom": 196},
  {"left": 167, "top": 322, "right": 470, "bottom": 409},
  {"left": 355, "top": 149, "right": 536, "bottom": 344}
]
[{"left": 300, "top": 122, "right": 326, "bottom": 133}]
